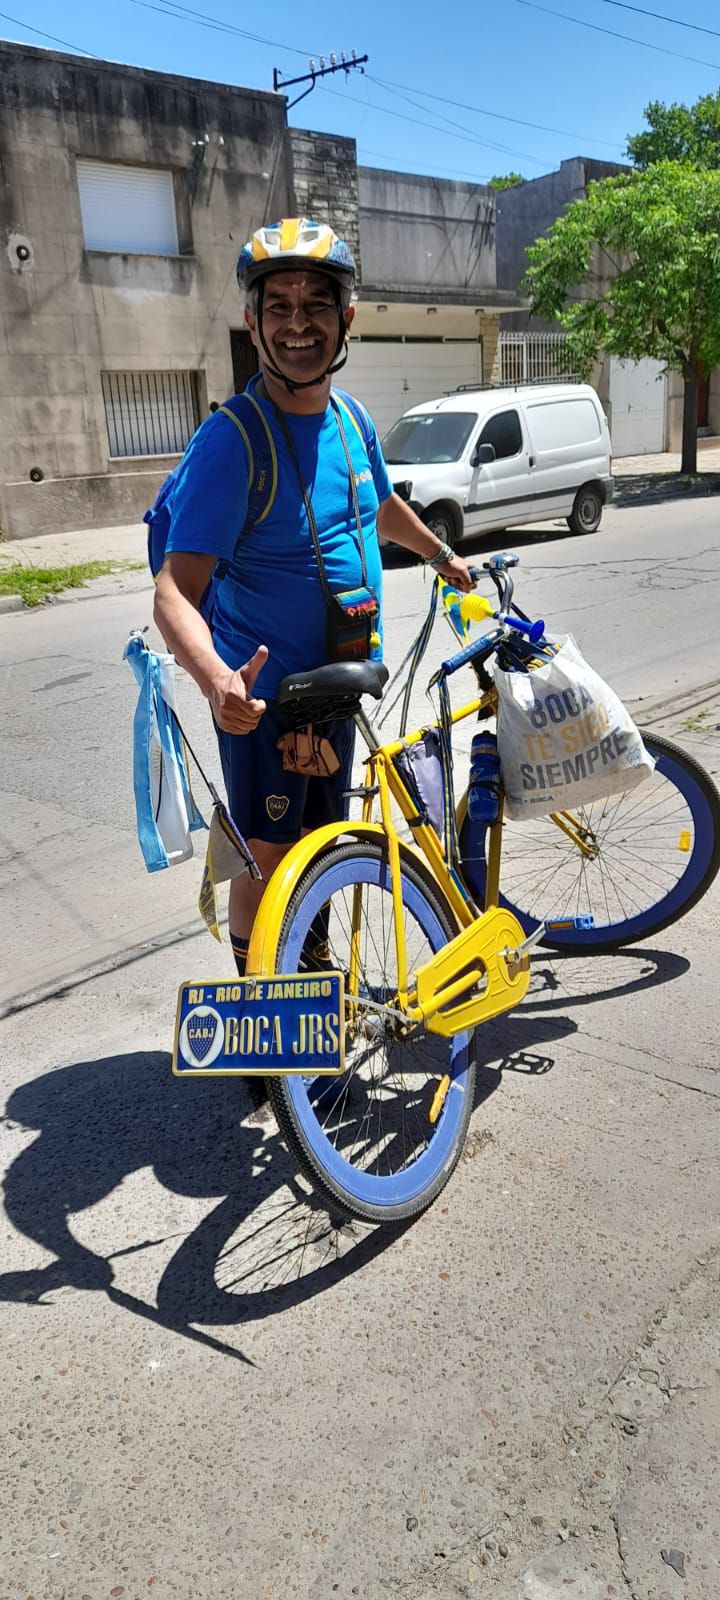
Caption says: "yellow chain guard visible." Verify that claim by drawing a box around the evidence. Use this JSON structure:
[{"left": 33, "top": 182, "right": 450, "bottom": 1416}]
[{"left": 413, "top": 906, "right": 530, "bottom": 1036}]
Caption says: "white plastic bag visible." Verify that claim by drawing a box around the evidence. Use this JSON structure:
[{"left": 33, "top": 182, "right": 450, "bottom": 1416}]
[{"left": 495, "top": 634, "right": 655, "bottom": 820}]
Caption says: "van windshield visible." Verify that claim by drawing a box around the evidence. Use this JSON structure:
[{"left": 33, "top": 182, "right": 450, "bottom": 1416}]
[{"left": 382, "top": 412, "right": 477, "bottom": 465}]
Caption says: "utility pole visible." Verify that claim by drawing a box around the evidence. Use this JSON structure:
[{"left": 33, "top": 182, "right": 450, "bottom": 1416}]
[{"left": 273, "top": 51, "right": 368, "bottom": 110}]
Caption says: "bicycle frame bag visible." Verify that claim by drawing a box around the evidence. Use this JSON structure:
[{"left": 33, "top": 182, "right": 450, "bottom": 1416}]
[
  {"left": 394, "top": 729, "right": 445, "bottom": 835},
  {"left": 495, "top": 633, "right": 655, "bottom": 820}
]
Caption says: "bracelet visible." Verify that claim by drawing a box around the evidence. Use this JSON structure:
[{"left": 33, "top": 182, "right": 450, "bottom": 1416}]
[{"left": 426, "top": 542, "right": 453, "bottom": 572}]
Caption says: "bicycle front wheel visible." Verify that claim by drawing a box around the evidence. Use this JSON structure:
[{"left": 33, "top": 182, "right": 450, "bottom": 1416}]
[
  {"left": 266, "top": 841, "right": 476, "bottom": 1225},
  {"left": 459, "top": 732, "right": 720, "bottom": 954}
]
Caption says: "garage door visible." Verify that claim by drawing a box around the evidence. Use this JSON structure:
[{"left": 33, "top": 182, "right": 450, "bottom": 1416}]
[
  {"left": 343, "top": 340, "right": 482, "bottom": 436},
  {"left": 609, "top": 357, "right": 667, "bottom": 456}
]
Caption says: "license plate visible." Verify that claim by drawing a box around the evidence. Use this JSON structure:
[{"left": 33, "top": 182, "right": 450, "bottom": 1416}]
[{"left": 172, "top": 973, "right": 345, "bottom": 1077}]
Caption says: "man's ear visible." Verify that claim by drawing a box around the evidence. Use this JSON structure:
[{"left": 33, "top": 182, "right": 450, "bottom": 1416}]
[
  {"left": 343, "top": 304, "right": 356, "bottom": 340},
  {"left": 245, "top": 306, "right": 256, "bottom": 331}
]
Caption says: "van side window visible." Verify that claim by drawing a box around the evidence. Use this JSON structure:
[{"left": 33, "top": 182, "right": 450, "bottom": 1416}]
[{"left": 478, "top": 409, "right": 523, "bottom": 460}]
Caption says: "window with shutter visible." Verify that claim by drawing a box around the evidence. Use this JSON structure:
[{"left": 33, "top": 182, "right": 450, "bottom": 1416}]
[{"left": 77, "top": 160, "right": 179, "bottom": 255}]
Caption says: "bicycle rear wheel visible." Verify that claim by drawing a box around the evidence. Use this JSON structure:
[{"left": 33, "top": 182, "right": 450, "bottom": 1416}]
[
  {"left": 266, "top": 841, "right": 476, "bottom": 1225},
  {"left": 459, "top": 732, "right": 720, "bottom": 954}
]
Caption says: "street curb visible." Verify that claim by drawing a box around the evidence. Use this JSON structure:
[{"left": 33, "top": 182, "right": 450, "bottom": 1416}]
[
  {"left": 628, "top": 678, "right": 720, "bottom": 727},
  {"left": 0, "top": 572, "right": 152, "bottom": 616}
]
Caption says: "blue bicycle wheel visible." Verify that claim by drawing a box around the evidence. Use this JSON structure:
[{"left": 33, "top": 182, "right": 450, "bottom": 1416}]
[
  {"left": 267, "top": 842, "right": 475, "bottom": 1224},
  {"left": 459, "top": 732, "right": 720, "bottom": 954}
]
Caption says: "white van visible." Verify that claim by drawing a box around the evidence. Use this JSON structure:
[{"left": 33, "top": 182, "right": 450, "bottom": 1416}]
[{"left": 381, "top": 382, "right": 614, "bottom": 544}]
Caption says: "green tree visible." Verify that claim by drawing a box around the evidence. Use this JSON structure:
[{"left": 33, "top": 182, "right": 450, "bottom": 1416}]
[
  {"left": 524, "top": 162, "right": 720, "bottom": 473},
  {"left": 627, "top": 90, "right": 720, "bottom": 170},
  {"left": 488, "top": 172, "right": 525, "bottom": 191}
]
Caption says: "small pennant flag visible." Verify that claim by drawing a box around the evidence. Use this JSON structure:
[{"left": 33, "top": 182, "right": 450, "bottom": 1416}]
[{"left": 198, "top": 803, "right": 261, "bottom": 942}]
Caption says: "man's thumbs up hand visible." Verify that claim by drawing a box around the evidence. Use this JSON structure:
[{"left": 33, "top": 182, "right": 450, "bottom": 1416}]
[{"left": 211, "top": 646, "right": 268, "bottom": 733}]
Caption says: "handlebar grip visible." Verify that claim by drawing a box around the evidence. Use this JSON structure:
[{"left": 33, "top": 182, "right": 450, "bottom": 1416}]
[
  {"left": 504, "top": 615, "right": 545, "bottom": 644},
  {"left": 441, "top": 629, "right": 504, "bottom": 677}
]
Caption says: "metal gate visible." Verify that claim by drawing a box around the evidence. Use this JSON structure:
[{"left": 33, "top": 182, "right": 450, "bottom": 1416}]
[{"left": 500, "top": 332, "right": 570, "bottom": 384}]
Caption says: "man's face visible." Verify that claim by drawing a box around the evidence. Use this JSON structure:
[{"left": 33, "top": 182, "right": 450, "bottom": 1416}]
[{"left": 246, "top": 270, "right": 354, "bottom": 385}]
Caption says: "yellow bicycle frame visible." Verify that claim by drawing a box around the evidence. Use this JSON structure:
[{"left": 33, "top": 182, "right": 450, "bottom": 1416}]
[
  {"left": 247, "top": 685, "right": 528, "bottom": 1036},
  {"left": 245, "top": 672, "right": 601, "bottom": 1037}
]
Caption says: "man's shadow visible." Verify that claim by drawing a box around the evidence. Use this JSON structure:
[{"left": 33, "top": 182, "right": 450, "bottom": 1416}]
[
  {"left": 0, "top": 1055, "right": 411, "bottom": 1357},
  {"left": 0, "top": 947, "right": 687, "bottom": 1352}
]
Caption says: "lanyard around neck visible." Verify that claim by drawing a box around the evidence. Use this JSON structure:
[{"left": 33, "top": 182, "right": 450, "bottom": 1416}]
[{"left": 264, "top": 387, "right": 369, "bottom": 603}]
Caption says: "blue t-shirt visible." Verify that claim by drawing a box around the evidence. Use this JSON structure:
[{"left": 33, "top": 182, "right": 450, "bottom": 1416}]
[{"left": 165, "top": 380, "right": 393, "bottom": 699}]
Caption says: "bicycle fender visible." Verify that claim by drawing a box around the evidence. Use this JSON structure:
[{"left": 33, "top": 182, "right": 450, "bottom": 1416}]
[{"left": 246, "top": 822, "right": 434, "bottom": 977}]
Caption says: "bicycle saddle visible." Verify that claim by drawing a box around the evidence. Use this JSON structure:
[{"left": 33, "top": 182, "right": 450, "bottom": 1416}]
[{"left": 277, "top": 660, "right": 389, "bottom": 724}]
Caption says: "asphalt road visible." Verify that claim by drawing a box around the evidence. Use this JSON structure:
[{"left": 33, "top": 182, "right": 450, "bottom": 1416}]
[{"left": 0, "top": 493, "right": 719, "bottom": 1599}]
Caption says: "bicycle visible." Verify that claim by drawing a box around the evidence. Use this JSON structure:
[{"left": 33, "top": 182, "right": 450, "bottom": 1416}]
[{"left": 244, "top": 553, "right": 720, "bottom": 1226}]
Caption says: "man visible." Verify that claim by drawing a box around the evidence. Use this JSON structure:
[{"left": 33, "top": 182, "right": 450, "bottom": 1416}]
[{"left": 154, "top": 217, "right": 475, "bottom": 977}]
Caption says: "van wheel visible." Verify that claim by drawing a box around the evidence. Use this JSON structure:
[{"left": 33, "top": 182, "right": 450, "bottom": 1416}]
[
  {"left": 567, "top": 484, "right": 602, "bottom": 535},
  {"left": 423, "top": 504, "right": 460, "bottom": 548}
]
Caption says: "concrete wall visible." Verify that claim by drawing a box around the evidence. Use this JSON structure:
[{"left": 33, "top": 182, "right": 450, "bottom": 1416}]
[
  {"left": 496, "top": 158, "right": 628, "bottom": 333},
  {"left": 357, "top": 168, "right": 496, "bottom": 300},
  {"left": 0, "top": 42, "right": 293, "bottom": 538}
]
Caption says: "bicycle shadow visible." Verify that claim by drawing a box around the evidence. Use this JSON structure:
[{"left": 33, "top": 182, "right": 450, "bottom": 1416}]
[
  {"left": 470, "top": 946, "right": 689, "bottom": 1094},
  {"left": 0, "top": 1052, "right": 409, "bottom": 1355},
  {"left": 0, "top": 951, "right": 687, "bottom": 1348}
]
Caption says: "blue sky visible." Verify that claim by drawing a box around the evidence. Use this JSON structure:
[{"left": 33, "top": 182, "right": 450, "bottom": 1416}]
[{"left": 2, "top": 0, "right": 720, "bottom": 183}]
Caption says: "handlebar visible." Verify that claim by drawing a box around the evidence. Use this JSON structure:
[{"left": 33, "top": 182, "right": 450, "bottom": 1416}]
[{"left": 441, "top": 567, "right": 545, "bottom": 678}]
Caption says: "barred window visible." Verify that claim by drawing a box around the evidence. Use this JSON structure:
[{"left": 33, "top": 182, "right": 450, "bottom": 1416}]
[{"left": 102, "top": 371, "right": 200, "bottom": 457}]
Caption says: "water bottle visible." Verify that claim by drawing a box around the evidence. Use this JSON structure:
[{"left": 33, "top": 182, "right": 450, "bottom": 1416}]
[{"left": 467, "top": 730, "right": 501, "bottom": 827}]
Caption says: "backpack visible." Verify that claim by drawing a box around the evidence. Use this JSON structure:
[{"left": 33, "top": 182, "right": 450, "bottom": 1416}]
[{"left": 144, "top": 383, "right": 375, "bottom": 625}]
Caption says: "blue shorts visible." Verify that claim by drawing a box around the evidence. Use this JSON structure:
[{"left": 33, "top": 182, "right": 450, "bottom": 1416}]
[{"left": 214, "top": 703, "right": 356, "bottom": 845}]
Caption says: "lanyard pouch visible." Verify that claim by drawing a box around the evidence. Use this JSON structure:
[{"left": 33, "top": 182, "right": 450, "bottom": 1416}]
[{"left": 327, "top": 585, "right": 379, "bottom": 663}]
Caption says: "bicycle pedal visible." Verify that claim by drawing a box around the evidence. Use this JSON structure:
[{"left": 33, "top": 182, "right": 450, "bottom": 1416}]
[{"left": 545, "top": 914, "right": 595, "bottom": 931}]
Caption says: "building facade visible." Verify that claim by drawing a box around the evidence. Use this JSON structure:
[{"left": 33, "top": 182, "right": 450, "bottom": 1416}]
[{"left": 0, "top": 43, "right": 522, "bottom": 539}]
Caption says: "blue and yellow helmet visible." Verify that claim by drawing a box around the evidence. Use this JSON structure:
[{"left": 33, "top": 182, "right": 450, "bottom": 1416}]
[{"left": 237, "top": 217, "right": 356, "bottom": 293}]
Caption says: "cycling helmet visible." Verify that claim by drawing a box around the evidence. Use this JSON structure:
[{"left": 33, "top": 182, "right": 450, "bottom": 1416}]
[
  {"left": 237, "top": 217, "right": 356, "bottom": 294},
  {"left": 236, "top": 217, "right": 357, "bottom": 390}
]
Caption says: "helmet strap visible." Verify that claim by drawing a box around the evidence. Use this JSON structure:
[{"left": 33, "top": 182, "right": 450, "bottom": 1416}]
[{"left": 254, "top": 276, "right": 349, "bottom": 394}]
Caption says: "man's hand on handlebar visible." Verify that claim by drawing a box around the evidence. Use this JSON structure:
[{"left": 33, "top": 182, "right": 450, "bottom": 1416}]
[{"left": 437, "top": 553, "right": 476, "bottom": 593}]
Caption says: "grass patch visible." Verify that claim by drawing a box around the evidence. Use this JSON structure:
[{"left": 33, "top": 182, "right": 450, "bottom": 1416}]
[
  {"left": 0, "top": 560, "right": 144, "bottom": 607},
  {"left": 681, "top": 708, "right": 716, "bottom": 734}
]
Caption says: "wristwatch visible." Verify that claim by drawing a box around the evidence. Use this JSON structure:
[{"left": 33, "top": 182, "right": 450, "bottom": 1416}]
[{"left": 426, "top": 541, "right": 453, "bottom": 572}]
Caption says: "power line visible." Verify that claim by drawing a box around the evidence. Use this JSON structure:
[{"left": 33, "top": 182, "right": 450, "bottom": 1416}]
[
  {"left": 0, "top": 9, "right": 97, "bottom": 54},
  {"left": 359, "top": 145, "right": 498, "bottom": 183},
  {"left": 599, "top": 0, "right": 720, "bottom": 42},
  {"left": 319, "top": 83, "right": 550, "bottom": 168},
  {"left": 364, "top": 74, "right": 544, "bottom": 163},
  {"left": 128, "top": 0, "right": 318, "bottom": 59},
  {"left": 367, "top": 72, "right": 625, "bottom": 153},
  {"left": 513, "top": 0, "right": 720, "bottom": 72}
]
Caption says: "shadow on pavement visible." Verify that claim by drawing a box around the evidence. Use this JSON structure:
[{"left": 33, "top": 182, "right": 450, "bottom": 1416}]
[
  {"left": 613, "top": 472, "right": 720, "bottom": 509},
  {"left": 0, "top": 948, "right": 686, "bottom": 1349},
  {"left": 0, "top": 1054, "right": 408, "bottom": 1353}
]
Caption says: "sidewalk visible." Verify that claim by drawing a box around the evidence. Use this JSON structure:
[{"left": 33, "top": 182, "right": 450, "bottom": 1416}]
[
  {"left": 0, "top": 520, "right": 147, "bottom": 569},
  {"left": 613, "top": 436, "right": 720, "bottom": 477}
]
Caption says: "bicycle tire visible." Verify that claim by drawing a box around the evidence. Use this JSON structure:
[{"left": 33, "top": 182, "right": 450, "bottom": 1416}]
[
  {"left": 266, "top": 841, "right": 476, "bottom": 1225},
  {"left": 459, "top": 731, "right": 720, "bottom": 955}
]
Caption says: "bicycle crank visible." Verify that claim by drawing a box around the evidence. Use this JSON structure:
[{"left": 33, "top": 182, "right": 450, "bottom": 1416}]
[{"left": 411, "top": 906, "right": 531, "bottom": 1036}]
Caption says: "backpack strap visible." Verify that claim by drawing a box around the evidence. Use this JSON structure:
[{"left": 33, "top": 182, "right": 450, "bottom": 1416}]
[
  {"left": 332, "top": 389, "right": 374, "bottom": 460},
  {"left": 217, "top": 392, "right": 278, "bottom": 528}
]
